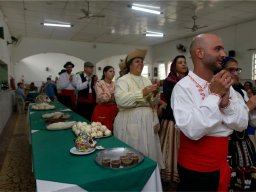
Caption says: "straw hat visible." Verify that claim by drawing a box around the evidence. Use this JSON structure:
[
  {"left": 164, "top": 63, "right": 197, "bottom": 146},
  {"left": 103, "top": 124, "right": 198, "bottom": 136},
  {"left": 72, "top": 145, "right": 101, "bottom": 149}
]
[{"left": 126, "top": 48, "right": 147, "bottom": 64}]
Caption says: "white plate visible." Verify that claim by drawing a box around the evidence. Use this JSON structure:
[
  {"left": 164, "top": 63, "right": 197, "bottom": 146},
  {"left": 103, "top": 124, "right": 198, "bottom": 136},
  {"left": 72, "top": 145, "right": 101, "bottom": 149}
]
[{"left": 69, "top": 147, "right": 95, "bottom": 155}]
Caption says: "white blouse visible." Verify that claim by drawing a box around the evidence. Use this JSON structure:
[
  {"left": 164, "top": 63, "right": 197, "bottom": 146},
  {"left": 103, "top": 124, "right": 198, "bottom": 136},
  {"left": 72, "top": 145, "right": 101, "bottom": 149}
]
[
  {"left": 115, "top": 73, "right": 159, "bottom": 111},
  {"left": 57, "top": 72, "right": 76, "bottom": 90},
  {"left": 241, "top": 89, "right": 256, "bottom": 127},
  {"left": 171, "top": 71, "right": 249, "bottom": 140}
]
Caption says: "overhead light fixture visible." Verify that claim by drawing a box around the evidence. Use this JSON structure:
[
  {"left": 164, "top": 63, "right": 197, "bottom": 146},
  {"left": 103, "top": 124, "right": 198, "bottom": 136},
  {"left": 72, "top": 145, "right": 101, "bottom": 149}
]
[
  {"left": 145, "top": 33, "right": 164, "bottom": 37},
  {"left": 41, "top": 20, "right": 73, "bottom": 28},
  {"left": 42, "top": 23, "right": 72, "bottom": 28},
  {"left": 129, "top": 3, "right": 162, "bottom": 15},
  {"left": 144, "top": 31, "right": 164, "bottom": 37},
  {"left": 132, "top": 3, "right": 160, "bottom": 10}
]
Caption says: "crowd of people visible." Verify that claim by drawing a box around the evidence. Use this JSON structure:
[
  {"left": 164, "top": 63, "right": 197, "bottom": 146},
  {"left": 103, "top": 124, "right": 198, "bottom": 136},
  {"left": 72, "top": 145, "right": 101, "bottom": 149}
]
[{"left": 15, "top": 32, "right": 256, "bottom": 191}]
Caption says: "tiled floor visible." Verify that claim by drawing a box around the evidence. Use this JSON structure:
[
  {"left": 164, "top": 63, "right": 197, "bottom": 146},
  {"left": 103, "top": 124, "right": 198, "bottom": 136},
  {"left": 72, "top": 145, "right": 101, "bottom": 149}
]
[
  {"left": 0, "top": 111, "right": 177, "bottom": 192},
  {"left": 0, "top": 112, "right": 36, "bottom": 191}
]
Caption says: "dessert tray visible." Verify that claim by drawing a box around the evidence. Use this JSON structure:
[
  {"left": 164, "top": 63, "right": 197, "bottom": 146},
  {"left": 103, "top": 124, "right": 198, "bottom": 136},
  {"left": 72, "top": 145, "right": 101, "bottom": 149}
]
[
  {"left": 31, "top": 103, "right": 55, "bottom": 110},
  {"left": 46, "top": 121, "right": 76, "bottom": 130},
  {"left": 43, "top": 112, "right": 71, "bottom": 125},
  {"left": 72, "top": 121, "right": 111, "bottom": 138},
  {"left": 95, "top": 147, "right": 144, "bottom": 169}
]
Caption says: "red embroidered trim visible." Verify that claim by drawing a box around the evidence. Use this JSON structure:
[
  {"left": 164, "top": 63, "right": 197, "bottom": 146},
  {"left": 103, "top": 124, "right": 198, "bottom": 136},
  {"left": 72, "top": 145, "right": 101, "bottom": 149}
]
[{"left": 189, "top": 75, "right": 209, "bottom": 100}]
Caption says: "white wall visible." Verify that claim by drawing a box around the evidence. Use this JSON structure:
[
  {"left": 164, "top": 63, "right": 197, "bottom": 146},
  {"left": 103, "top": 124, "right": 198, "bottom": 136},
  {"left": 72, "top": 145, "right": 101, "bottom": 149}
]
[
  {"left": 96, "top": 55, "right": 126, "bottom": 80},
  {"left": 14, "top": 53, "right": 128, "bottom": 87},
  {"left": 152, "top": 19, "right": 256, "bottom": 81},
  {"left": 14, "top": 53, "right": 85, "bottom": 87},
  {"left": 12, "top": 37, "right": 153, "bottom": 83}
]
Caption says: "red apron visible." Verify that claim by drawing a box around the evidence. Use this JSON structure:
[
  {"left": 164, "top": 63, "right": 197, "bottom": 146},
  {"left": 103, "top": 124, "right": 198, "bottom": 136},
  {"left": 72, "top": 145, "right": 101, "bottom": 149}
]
[
  {"left": 178, "top": 132, "right": 230, "bottom": 191},
  {"left": 59, "top": 89, "right": 76, "bottom": 111},
  {"left": 91, "top": 103, "right": 118, "bottom": 131}
]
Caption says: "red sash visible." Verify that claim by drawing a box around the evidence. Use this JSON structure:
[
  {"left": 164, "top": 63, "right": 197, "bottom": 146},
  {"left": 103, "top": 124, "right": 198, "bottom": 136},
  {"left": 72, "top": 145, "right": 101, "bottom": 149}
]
[
  {"left": 59, "top": 89, "right": 76, "bottom": 111},
  {"left": 91, "top": 104, "right": 118, "bottom": 131},
  {"left": 77, "top": 93, "right": 95, "bottom": 104},
  {"left": 178, "top": 132, "right": 230, "bottom": 191}
]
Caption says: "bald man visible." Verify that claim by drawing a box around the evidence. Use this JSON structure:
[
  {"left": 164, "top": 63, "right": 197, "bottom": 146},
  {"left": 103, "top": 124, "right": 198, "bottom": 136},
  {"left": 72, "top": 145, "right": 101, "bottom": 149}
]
[{"left": 171, "top": 33, "right": 248, "bottom": 191}]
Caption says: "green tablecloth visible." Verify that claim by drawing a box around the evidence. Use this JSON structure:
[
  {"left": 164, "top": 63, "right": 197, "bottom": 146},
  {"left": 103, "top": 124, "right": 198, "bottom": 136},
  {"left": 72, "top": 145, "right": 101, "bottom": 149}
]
[
  {"left": 29, "top": 102, "right": 87, "bottom": 130},
  {"left": 31, "top": 131, "right": 156, "bottom": 191},
  {"left": 29, "top": 101, "right": 157, "bottom": 191},
  {"left": 27, "top": 91, "right": 39, "bottom": 100}
]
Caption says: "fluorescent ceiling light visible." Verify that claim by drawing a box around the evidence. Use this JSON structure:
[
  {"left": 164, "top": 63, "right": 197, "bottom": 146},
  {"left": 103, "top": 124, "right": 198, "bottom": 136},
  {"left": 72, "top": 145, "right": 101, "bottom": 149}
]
[
  {"left": 132, "top": 3, "right": 160, "bottom": 9},
  {"left": 131, "top": 6, "right": 161, "bottom": 14},
  {"left": 43, "top": 22, "right": 72, "bottom": 28},
  {"left": 146, "top": 31, "right": 162, "bottom": 35},
  {"left": 145, "top": 33, "right": 164, "bottom": 37},
  {"left": 131, "top": 3, "right": 162, "bottom": 15},
  {"left": 144, "top": 31, "right": 164, "bottom": 37}
]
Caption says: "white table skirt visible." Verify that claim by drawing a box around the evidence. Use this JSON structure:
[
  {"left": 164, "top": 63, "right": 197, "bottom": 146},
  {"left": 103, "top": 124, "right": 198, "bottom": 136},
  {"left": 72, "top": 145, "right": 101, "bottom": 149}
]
[{"left": 36, "top": 165, "right": 162, "bottom": 192}]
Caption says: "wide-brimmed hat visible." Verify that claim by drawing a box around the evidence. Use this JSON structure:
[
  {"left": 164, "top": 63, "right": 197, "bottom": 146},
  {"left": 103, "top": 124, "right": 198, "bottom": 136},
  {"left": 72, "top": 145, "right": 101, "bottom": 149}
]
[
  {"left": 84, "top": 61, "right": 94, "bottom": 67},
  {"left": 63, "top": 61, "right": 74, "bottom": 68},
  {"left": 126, "top": 48, "right": 147, "bottom": 64}
]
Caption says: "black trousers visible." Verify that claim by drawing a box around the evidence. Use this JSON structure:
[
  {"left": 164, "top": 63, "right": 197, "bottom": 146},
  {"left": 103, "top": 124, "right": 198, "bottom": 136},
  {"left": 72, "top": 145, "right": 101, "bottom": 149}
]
[
  {"left": 58, "top": 95, "right": 72, "bottom": 109},
  {"left": 77, "top": 101, "right": 96, "bottom": 121},
  {"left": 177, "top": 164, "right": 220, "bottom": 191}
]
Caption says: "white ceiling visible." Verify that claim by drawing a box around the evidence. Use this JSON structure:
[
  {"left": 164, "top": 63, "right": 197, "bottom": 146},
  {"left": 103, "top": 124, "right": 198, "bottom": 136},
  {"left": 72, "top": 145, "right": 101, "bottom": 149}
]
[{"left": 1, "top": 0, "right": 256, "bottom": 46}]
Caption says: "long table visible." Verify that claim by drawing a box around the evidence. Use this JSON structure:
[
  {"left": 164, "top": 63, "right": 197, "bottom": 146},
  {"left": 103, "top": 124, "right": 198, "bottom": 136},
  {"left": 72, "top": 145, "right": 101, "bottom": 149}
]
[{"left": 29, "top": 102, "right": 162, "bottom": 191}]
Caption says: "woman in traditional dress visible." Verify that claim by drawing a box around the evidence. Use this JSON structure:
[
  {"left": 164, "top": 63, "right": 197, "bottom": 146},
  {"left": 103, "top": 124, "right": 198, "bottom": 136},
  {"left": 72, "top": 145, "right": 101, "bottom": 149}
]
[
  {"left": 159, "top": 55, "right": 188, "bottom": 183},
  {"left": 223, "top": 57, "right": 256, "bottom": 191},
  {"left": 113, "top": 48, "right": 164, "bottom": 168},
  {"left": 246, "top": 88, "right": 256, "bottom": 149},
  {"left": 91, "top": 66, "right": 118, "bottom": 131}
]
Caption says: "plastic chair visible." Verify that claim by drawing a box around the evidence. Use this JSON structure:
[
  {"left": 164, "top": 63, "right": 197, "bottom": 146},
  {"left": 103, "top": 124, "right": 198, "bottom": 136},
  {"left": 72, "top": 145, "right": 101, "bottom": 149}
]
[{"left": 16, "top": 95, "right": 25, "bottom": 113}]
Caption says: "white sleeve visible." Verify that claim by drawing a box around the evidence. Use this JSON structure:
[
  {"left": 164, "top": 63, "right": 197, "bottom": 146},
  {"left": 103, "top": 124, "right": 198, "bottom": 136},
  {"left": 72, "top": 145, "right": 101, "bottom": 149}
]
[
  {"left": 58, "top": 73, "right": 69, "bottom": 89},
  {"left": 221, "top": 88, "right": 249, "bottom": 132},
  {"left": 171, "top": 85, "right": 248, "bottom": 140},
  {"left": 171, "top": 84, "right": 222, "bottom": 140},
  {"left": 75, "top": 74, "right": 89, "bottom": 91}
]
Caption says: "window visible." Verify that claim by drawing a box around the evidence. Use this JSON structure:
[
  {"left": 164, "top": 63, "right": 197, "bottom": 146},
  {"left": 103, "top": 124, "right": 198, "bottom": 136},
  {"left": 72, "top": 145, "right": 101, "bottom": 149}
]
[
  {"left": 142, "top": 65, "right": 149, "bottom": 78},
  {"left": 158, "top": 63, "right": 166, "bottom": 80},
  {"left": 252, "top": 53, "right": 256, "bottom": 80},
  {"left": 167, "top": 61, "right": 172, "bottom": 75}
]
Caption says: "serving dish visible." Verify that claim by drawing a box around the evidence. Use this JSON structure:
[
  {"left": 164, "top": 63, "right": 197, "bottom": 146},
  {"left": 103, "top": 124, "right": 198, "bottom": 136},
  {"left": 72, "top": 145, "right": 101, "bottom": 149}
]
[{"left": 95, "top": 147, "right": 144, "bottom": 169}]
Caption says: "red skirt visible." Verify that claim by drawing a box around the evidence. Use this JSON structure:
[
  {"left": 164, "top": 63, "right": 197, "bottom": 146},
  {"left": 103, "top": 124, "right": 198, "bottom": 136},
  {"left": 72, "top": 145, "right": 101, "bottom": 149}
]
[
  {"left": 59, "top": 89, "right": 76, "bottom": 111},
  {"left": 178, "top": 132, "right": 230, "bottom": 191},
  {"left": 91, "top": 104, "right": 118, "bottom": 131}
]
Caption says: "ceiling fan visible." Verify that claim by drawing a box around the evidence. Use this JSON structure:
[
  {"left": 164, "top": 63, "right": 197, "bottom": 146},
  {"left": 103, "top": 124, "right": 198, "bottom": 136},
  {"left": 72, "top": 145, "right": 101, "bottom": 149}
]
[
  {"left": 185, "top": 16, "right": 208, "bottom": 32},
  {"left": 78, "top": 1, "right": 105, "bottom": 19}
]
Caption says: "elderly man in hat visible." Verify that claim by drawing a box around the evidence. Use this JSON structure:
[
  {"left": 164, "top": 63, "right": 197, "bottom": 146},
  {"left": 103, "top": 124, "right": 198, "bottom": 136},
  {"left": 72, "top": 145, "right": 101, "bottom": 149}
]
[
  {"left": 76, "top": 61, "right": 97, "bottom": 120},
  {"left": 113, "top": 48, "right": 164, "bottom": 169},
  {"left": 57, "top": 61, "right": 76, "bottom": 110}
]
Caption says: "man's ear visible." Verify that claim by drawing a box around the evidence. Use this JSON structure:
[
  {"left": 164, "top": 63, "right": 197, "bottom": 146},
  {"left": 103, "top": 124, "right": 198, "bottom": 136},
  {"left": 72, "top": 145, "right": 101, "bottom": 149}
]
[{"left": 196, "top": 48, "right": 204, "bottom": 59}]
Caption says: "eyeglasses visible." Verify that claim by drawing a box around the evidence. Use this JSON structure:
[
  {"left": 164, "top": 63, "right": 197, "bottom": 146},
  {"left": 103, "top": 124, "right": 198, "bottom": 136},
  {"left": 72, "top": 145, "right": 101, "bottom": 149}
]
[{"left": 225, "top": 67, "right": 242, "bottom": 74}]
